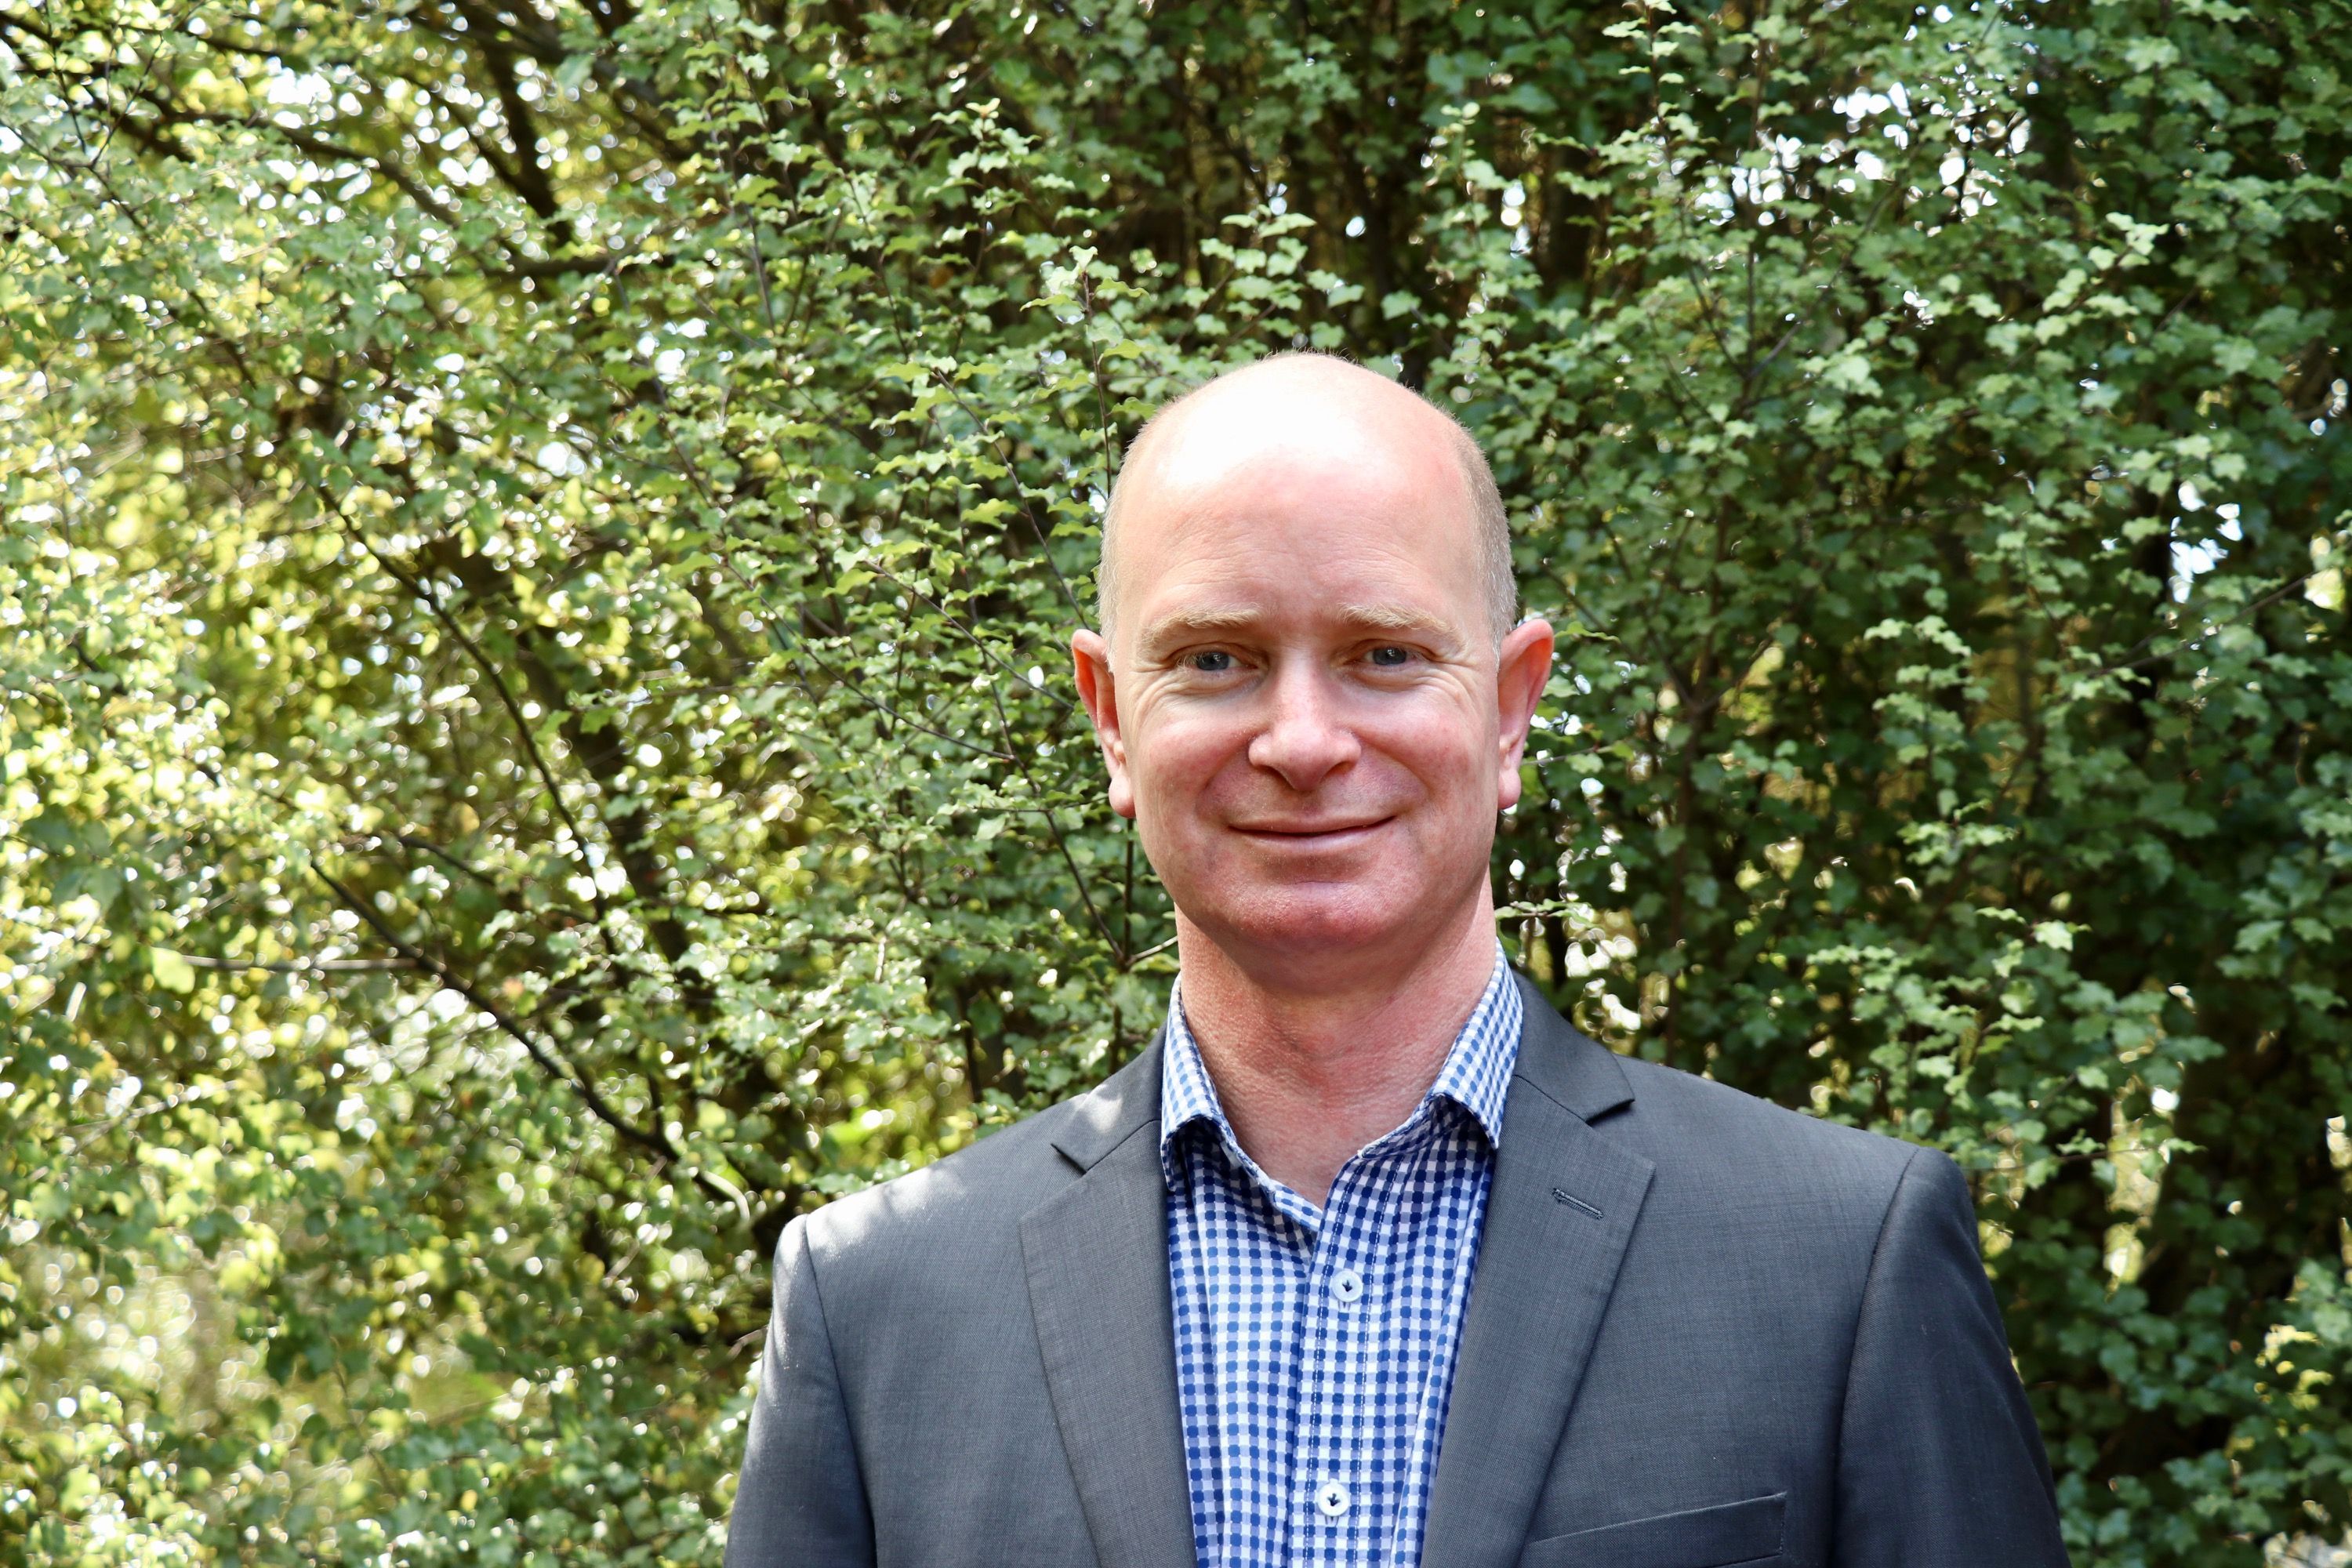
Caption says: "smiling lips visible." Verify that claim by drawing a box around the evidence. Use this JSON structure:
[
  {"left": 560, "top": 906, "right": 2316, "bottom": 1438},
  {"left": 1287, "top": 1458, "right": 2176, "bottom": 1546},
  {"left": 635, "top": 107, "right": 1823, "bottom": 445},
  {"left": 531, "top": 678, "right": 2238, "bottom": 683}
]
[{"left": 1230, "top": 816, "right": 1395, "bottom": 846}]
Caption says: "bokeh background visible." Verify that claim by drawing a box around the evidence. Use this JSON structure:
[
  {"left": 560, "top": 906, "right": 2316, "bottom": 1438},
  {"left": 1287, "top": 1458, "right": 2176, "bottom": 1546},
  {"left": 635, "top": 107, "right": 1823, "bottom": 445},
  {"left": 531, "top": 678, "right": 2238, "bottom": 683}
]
[{"left": 3, "top": 1, "right": 2350, "bottom": 1563}]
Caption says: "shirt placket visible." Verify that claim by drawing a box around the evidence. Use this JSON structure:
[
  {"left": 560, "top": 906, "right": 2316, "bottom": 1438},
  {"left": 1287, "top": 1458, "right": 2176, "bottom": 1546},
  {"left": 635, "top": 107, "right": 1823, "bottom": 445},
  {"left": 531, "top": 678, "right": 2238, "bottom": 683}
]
[
  {"left": 1388, "top": 1117, "right": 1471, "bottom": 1566},
  {"left": 1216, "top": 1144, "right": 1320, "bottom": 1568},
  {"left": 1286, "top": 1125, "right": 1425, "bottom": 1568}
]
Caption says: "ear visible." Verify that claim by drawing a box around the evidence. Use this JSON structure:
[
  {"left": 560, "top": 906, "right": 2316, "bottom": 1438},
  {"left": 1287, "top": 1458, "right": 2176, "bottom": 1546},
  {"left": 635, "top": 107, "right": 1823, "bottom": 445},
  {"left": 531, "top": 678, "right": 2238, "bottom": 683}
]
[
  {"left": 1493, "top": 617, "right": 1556, "bottom": 812},
  {"left": 1071, "top": 627, "right": 1138, "bottom": 820}
]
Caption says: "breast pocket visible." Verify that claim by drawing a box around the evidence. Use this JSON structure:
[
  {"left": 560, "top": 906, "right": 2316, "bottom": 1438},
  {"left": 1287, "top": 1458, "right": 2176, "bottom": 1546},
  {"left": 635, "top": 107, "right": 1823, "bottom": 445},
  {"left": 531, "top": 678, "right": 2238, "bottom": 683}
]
[{"left": 1516, "top": 1491, "right": 1787, "bottom": 1568}]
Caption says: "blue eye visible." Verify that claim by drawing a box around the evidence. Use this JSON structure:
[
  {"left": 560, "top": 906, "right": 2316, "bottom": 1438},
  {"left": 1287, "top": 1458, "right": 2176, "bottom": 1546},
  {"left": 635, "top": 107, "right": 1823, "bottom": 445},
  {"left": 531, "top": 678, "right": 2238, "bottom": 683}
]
[
  {"left": 1188, "top": 650, "right": 1235, "bottom": 673},
  {"left": 1368, "top": 645, "right": 1412, "bottom": 667}
]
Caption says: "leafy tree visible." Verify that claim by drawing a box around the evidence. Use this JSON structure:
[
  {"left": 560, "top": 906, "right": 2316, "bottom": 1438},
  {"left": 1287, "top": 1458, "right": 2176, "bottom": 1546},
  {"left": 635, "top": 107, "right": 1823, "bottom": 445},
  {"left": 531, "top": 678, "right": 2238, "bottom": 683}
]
[{"left": 2, "top": 1, "right": 2347, "bottom": 1563}]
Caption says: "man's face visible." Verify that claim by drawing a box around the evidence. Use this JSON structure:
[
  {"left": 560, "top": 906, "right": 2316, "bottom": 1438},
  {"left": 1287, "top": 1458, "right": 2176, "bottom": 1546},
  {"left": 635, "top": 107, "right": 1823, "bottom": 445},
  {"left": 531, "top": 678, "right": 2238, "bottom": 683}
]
[{"left": 1072, "top": 369, "right": 1552, "bottom": 982}]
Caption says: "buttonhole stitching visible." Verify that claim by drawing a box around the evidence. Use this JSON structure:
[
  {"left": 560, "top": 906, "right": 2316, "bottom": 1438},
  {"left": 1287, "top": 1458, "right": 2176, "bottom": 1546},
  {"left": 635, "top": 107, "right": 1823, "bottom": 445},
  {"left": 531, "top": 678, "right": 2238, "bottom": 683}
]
[{"left": 1550, "top": 1186, "right": 1603, "bottom": 1219}]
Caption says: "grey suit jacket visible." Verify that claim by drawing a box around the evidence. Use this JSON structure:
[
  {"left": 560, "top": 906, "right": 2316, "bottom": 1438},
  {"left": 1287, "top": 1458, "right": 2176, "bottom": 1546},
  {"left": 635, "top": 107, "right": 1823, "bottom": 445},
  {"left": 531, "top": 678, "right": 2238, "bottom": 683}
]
[{"left": 727, "top": 974, "right": 2068, "bottom": 1567}]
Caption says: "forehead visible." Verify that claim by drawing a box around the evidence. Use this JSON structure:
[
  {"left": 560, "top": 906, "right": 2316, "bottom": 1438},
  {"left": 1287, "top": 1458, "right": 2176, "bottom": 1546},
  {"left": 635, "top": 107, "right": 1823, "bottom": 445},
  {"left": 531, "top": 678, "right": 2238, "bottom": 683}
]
[
  {"left": 1109, "top": 378, "right": 1480, "bottom": 640},
  {"left": 1117, "top": 445, "right": 1484, "bottom": 653}
]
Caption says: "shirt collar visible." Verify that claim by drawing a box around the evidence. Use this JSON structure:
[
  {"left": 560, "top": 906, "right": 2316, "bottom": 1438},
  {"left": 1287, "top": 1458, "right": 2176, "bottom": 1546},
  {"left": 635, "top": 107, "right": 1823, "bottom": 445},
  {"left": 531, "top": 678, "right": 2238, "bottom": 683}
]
[{"left": 1158, "top": 944, "right": 1523, "bottom": 1170}]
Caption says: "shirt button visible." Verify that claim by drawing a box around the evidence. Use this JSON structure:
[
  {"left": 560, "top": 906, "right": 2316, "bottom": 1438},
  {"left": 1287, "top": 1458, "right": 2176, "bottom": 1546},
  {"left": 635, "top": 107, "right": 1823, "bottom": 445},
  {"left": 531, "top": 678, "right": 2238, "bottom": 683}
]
[
  {"left": 1331, "top": 1267, "right": 1364, "bottom": 1305},
  {"left": 1316, "top": 1479, "right": 1350, "bottom": 1518}
]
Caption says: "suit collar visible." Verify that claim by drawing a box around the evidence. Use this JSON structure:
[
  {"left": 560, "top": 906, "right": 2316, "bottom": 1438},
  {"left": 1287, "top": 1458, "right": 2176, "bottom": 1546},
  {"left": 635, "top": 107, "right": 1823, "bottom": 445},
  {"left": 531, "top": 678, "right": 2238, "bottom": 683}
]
[
  {"left": 1422, "top": 975, "right": 1656, "bottom": 1568},
  {"left": 1508, "top": 967, "right": 1637, "bottom": 1123},
  {"left": 1022, "top": 1026, "right": 1196, "bottom": 1568},
  {"left": 1045, "top": 1030, "right": 1165, "bottom": 1173}
]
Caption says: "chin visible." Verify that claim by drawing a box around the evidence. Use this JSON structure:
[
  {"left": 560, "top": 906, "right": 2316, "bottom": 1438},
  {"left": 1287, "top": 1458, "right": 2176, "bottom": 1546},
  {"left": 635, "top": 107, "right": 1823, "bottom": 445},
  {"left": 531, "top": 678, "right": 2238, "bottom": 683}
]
[{"left": 1189, "top": 880, "right": 1421, "bottom": 966}]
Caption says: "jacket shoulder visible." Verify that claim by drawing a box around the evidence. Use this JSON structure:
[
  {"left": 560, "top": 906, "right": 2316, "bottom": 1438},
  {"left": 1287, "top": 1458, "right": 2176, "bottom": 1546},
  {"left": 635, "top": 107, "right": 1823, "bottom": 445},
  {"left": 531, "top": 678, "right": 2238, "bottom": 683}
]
[
  {"left": 1599, "top": 1050, "right": 1930, "bottom": 1223},
  {"left": 1515, "top": 972, "right": 1924, "bottom": 1203},
  {"left": 794, "top": 1028, "right": 1171, "bottom": 1269},
  {"left": 798, "top": 1088, "right": 1091, "bottom": 1267}
]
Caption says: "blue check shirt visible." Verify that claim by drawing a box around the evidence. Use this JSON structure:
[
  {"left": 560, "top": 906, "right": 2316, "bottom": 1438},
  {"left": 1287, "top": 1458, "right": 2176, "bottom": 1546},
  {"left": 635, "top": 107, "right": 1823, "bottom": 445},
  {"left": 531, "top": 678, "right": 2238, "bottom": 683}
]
[{"left": 1160, "top": 949, "right": 1523, "bottom": 1568}]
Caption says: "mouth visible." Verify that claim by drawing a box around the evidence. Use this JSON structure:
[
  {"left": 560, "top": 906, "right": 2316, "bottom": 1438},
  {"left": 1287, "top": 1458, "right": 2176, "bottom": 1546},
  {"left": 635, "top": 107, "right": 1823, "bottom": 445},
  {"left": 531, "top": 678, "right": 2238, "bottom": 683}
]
[{"left": 1230, "top": 816, "right": 1396, "bottom": 848}]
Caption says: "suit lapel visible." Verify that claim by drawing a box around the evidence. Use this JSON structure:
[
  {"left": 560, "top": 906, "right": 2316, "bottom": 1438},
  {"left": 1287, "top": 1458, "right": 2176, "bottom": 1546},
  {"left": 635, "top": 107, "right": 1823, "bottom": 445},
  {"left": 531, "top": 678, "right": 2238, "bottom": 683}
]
[
  {"left": 1020, "top": 1033, "right": 1197, "bottom": 1568},
  {"left": 1423, "top": 978, "right": 1657, "bottom": 1568}
]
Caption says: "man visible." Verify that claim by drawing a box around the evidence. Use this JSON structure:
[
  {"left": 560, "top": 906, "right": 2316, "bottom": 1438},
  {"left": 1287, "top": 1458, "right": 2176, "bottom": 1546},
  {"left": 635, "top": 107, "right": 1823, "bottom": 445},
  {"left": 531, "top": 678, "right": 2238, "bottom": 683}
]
[{"left": 726, "top": 354, "right": 2069, "bottom": 1567}]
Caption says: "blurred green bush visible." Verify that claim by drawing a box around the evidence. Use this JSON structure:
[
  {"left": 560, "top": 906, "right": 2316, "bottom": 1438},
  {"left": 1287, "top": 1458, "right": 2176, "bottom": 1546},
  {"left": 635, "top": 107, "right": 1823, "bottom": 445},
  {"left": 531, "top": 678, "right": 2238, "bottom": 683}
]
[{"left": 2, "top": 0, "right": 2347, "bottom": 1562}]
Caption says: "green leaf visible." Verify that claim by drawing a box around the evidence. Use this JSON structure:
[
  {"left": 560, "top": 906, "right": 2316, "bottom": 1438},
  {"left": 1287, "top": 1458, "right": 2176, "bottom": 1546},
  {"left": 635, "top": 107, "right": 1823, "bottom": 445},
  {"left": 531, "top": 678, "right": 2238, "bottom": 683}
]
[{"left": 148, "top": 948, "right": 198, "bottom": 994}]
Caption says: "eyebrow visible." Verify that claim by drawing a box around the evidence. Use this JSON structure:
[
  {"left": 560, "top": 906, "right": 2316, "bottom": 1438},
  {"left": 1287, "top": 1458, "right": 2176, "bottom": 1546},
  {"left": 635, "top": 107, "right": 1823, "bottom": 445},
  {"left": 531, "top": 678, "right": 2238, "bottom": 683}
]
[
  {"left": 1135, "top": 602, "right": 1468, "bottom": 657},
  {"left": 1134, "top": 608, "right": 1258, "bottom": 659},
  {"left": 1143, "top": 607, "right": 1261, "bottom": 639},
  {"left": 1334, "top": 602, "right": 1457, "bottom": 637}
]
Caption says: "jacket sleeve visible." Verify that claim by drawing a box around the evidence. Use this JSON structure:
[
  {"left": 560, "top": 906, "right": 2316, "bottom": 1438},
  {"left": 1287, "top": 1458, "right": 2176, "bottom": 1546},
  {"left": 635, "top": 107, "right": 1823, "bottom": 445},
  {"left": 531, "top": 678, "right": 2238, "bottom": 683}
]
[
  {"left": 725, "top": 1215, "right": 877, "bottom": 1568},
  {"left": 1831, "top": 1147, "right": 2071, "bottom": 1567}
]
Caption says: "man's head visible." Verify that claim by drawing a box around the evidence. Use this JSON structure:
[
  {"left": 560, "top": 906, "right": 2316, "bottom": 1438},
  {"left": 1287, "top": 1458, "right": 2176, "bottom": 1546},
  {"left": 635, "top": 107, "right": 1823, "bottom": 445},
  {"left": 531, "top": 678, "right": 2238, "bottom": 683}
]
[{"left": 1070, "top": 353, "right": 1555, "bottom": 991}]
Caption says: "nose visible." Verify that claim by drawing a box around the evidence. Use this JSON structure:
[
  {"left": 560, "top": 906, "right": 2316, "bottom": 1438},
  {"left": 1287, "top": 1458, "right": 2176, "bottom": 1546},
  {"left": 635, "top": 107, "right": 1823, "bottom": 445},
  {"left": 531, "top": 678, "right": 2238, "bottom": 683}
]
[{"left": 1246, "top": 660, "right": 1359, "bottom": 792}]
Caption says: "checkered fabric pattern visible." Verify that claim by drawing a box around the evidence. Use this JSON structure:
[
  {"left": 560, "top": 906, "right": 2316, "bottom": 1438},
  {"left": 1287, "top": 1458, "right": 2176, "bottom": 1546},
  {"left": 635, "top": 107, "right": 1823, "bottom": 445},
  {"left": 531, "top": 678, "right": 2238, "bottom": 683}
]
[{"left": 1160, "top": 949, "right": 1522, "bottom": 1568}]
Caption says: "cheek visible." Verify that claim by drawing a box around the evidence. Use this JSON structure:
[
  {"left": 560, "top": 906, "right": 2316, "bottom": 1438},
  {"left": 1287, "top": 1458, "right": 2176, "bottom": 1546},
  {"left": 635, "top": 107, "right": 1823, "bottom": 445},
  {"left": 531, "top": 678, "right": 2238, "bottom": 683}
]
[
  {"left": 1127, "top": 704, "right": 1250, "bottom": 808},
  {"left": 1364, "top": 701, "right": 1494, "bottom": 794}
]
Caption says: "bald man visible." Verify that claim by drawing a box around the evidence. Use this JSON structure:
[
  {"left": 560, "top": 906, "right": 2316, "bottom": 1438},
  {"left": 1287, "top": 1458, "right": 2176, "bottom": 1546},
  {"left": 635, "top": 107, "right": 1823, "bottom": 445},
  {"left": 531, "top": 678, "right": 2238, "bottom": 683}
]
[{"left": 726, "top": 354, "right": 2069, "bottom": 1568}]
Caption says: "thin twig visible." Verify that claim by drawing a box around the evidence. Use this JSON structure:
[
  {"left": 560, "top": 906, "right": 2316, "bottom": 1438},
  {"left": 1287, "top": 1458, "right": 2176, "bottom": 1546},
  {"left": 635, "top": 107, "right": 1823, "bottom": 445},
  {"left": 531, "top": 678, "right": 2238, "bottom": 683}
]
[{"left": 310, "top": 867, "right": 741, "bottom": 1218}]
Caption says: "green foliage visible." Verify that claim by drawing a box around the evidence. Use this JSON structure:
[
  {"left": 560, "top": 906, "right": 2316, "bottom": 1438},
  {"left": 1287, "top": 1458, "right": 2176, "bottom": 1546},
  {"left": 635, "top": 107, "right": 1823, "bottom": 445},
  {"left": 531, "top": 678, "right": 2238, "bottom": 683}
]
[{"left": 2, "top": 0, "right": 2348, "bottom": 1563}]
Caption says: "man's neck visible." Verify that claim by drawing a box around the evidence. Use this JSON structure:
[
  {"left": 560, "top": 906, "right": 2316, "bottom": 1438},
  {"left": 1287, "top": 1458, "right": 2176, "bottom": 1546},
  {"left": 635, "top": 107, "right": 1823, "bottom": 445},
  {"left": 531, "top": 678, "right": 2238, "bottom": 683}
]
[{"left": 1174, "top": 889, "right": 1504, "bottom": 1207}]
